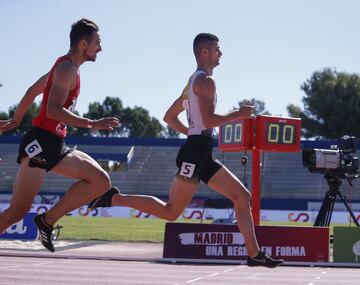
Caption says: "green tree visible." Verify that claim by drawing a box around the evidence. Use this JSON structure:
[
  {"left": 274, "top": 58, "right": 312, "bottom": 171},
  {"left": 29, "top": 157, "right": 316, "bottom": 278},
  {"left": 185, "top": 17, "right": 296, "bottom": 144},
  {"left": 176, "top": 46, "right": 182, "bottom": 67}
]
[
  {"left": 236, "top": 98, "right": 271, "bottom": 115},
  {"left": 80, "top": 96, "right": 124, "bottom": 136},
  {"left": 287, "top": 104, "right": 301, "bottom": 118},
  {"left": 287, "top": 68, "right": 360, "bottom": 138},
  {"left": 83, "top": 96, "right": 164, "bottom": 137},
  {"left": 0, "top": 111, "right": 8, "bottom": 120},
  {"left": 121, "top": 106, "right": 164, "bottom": 137}
]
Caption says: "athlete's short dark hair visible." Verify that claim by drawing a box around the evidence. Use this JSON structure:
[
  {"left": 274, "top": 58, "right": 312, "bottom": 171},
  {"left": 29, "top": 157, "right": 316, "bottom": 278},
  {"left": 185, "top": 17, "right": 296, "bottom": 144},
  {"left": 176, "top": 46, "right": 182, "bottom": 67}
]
[
  {"left": 70, "top": 18, "right": 99, "bottom": 47},
  {"left": 193, "top": 33, "right": 219, "bottom": 57}
]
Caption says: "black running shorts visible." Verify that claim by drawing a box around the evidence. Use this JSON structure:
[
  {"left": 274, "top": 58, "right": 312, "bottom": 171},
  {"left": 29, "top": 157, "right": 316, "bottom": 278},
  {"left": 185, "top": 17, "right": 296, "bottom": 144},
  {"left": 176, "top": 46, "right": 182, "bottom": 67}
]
[
  {"left": 176, "top": 135, "right": 222, "bottom": 184},
  {"left": 17, "top": 127, "right": 74, "bottom": 172}
]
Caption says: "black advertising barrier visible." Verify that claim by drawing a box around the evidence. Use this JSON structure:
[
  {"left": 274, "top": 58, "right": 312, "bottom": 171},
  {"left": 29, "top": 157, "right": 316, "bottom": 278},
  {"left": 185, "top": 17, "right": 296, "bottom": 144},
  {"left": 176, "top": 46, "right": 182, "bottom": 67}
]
[{"left": 163, "top": 223, "right": 329, "bottom": 262}]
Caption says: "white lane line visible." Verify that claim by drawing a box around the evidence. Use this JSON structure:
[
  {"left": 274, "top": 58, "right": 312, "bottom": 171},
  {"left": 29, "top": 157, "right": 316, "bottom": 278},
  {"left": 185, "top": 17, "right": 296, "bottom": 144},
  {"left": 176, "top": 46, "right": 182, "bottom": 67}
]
[
  {"left": 307, "top": 269, "right": 329, "bottom": 285},
  {"left": 32, "top": 261, "right": 55, "bottom": 266},
  {"left": 308, "top": 269, "right": 328, "bottom": 285},
  {"left": 33, "top": 259, "right": 80, "bottom": 267},
  {"left": 0, "top": 265, "right": 23, "bottom": 270},
  {"left": 186, "top": 277, "right": 202, "bottom": 283},
  {"left": 182, "top": 265, "right": 242, "bottom": 284},
  {"left": 0, "top": 258, "right": 75, "bottom": 270}
]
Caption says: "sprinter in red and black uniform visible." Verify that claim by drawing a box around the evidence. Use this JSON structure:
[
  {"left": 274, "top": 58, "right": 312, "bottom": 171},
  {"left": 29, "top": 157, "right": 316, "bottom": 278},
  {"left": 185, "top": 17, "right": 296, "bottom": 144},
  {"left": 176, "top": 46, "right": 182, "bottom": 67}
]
[
  {"left": 0, "top": 19, "right": 119, "bottom": 252},
  {"left": 17, "top": 55, "right": 81, "bottom": 171}
]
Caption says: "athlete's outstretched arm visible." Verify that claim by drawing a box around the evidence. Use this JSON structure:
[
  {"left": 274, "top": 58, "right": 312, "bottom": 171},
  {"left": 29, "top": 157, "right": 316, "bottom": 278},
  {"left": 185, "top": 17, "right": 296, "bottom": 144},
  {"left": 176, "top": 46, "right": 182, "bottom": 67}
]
[
  {"left": 196, "top": 75, "right": 253, "bottom": 128},
  {"left": 163, "top": 94, "right": 188, "bottom": 135},
  {"left": 0, "top": 73, "right": 49, "bottom": 131}
]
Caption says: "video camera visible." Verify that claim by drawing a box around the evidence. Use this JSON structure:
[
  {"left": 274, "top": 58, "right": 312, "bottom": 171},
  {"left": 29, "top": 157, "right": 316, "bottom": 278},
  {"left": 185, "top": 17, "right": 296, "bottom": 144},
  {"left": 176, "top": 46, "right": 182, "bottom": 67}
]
[
  {"left": 302, "top": 136, "right": 360, "bottom": 227},
  {"left": 302, "top": 136, "right": 360, "bottom": 179}
]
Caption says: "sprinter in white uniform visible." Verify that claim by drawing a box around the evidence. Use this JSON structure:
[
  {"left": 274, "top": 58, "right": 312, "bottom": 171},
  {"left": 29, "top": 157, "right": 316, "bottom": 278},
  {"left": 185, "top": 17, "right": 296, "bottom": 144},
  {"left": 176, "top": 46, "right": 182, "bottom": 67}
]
[
  {"left": 89, "top": 33, "right": 284, "bottom": 267},
  {"left": 175, "top": 68, "right": 223, "bottom": 184}
]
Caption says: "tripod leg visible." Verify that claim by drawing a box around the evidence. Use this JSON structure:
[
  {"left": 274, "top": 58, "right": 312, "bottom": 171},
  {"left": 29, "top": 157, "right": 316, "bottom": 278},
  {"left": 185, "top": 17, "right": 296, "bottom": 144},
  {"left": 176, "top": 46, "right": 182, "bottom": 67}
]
[
  {"left": 337, "top": 190, "right": 360, "bottom": 226},
  {"left": 314, "top": 191, "right": 336, "bottom": 227}
]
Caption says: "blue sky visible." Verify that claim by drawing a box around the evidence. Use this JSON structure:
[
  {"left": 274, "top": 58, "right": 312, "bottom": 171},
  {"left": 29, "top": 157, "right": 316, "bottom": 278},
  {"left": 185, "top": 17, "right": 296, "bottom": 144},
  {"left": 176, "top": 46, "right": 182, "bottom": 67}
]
[{"left": 1, "top": 0, "right": 359, "bottom": 126}]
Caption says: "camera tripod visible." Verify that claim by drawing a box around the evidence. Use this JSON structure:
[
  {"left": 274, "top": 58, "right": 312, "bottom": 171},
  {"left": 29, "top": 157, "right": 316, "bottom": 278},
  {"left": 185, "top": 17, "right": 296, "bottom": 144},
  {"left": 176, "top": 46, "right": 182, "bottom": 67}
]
[{"left": 314, "top": 173, "right": 359, "bottom": 227}]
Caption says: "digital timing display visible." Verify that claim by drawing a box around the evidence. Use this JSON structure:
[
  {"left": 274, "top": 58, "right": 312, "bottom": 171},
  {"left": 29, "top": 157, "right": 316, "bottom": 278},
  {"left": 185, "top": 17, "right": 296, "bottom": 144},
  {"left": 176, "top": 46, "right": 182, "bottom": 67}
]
[
  {"left": 218, "top": 115, "right": 301, "bottom": 152},
  {"left": 266, "top": 122, "right": 296, "bottom": 145},
  {"left": 256, "top": 115, "right": 301, "bottom": 152},
  {"left": 222, "top": 122, "right": 243, "bottom": 144},
  {"left": 218, "top": 118, "right": 254, "bottom": 151}
]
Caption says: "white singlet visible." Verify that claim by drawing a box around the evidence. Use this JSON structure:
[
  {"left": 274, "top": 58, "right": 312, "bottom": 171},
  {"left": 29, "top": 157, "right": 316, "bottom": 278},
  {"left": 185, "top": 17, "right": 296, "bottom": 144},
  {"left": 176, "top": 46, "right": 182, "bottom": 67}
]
[{"left": 182, "top": 69, "right": 216, "bottom": 136}]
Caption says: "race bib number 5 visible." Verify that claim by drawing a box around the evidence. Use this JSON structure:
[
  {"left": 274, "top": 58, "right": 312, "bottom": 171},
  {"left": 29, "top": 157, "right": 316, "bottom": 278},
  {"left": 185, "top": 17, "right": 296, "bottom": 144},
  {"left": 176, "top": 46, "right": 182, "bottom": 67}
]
[
  {"left": 179, "top": 162, "right": 195, "bottom": 178},
  {"left": 25, "top": 140, "right": 43, "bottom": 158}
]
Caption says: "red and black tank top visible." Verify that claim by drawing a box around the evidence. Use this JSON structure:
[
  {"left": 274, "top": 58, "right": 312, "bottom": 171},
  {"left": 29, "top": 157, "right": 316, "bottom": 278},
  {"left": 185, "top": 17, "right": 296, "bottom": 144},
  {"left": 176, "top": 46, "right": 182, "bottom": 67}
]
[{"left": 32, "top": 55, "right": 80, "bottom": 138}]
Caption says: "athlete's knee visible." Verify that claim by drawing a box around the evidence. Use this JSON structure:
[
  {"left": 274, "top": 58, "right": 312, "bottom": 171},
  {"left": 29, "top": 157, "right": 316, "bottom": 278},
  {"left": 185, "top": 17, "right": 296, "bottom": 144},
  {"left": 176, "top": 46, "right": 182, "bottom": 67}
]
[
  {"left": 230, "top": 188, "right": 251, "bottom": 206},
  {"left": 101, "top": 171, "right": 111, "bottom": 190},
  {"left": 242, "top": 189, "right": 252, "bottom": 203},
  {"left": 92, "top": 170, "right": 111, "bottom": 194}
]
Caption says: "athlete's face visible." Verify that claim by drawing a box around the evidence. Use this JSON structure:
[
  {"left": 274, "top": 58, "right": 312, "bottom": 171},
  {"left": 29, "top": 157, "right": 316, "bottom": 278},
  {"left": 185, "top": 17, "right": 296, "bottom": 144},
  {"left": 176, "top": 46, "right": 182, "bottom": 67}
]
[
  {"left": 84, "top": 32, "right": 102, "bottom": 62},
  {"left": 208, "top": 42, "right": 222, "bottom": 67}
]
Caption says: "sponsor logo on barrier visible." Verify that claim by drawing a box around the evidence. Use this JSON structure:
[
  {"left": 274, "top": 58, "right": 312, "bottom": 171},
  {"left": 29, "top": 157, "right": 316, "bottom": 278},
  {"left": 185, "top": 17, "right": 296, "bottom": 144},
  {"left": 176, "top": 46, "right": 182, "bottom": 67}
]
[
  {"left": 288, "top": 212, "right": 310, "bottom": 222},
  {"left": 0, "top": 213, "right": 38, "bottom": 240},
  {"left": 353, "top": 241, "right": 360, "bottom": 262},
  {"left": 176, "top": 231, "right": 307, "bottom": 258},
  {"left": 130, "top": 209, "right": 151, "bottom": 218},
  {"left": 178, "top": 232, "right": 244, "bottom": 245},
  {"left": 178, "top": 232, "right": 246, "bottom": 257},
  {"left": 163, "top": 223, "right": 329, "bottom": 262},
  {"left": 78, "top": 206, "right": 99, "bottom": 217},
  {"left": 5, "top": 220, "right": 27, "bottom": 234},
  {"left": 182, "top": 209, "right": 203, "bottom": 220}
]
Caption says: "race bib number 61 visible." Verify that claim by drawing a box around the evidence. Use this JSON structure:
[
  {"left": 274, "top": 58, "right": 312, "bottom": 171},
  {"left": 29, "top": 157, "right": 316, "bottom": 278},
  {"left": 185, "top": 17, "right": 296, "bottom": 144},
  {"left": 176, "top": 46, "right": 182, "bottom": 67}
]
[{"left": 25, "top": 139, "right": 43, "bottom": 158}]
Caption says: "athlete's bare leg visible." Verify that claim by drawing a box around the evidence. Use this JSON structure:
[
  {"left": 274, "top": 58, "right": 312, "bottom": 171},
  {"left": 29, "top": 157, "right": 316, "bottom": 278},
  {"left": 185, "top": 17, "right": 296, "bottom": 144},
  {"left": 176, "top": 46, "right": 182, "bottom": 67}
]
[
  {"left": 111, "top": 176, "right": 198, "bottom": 221},
  {"left": 207, "top": 165, "right": 260, "bottom": 258},
  {"left": 44, "top": 150, "right": 111, "bottom": 225},
  {"left": 0, "top": 158, "right": 46, "bottom": 233}
]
